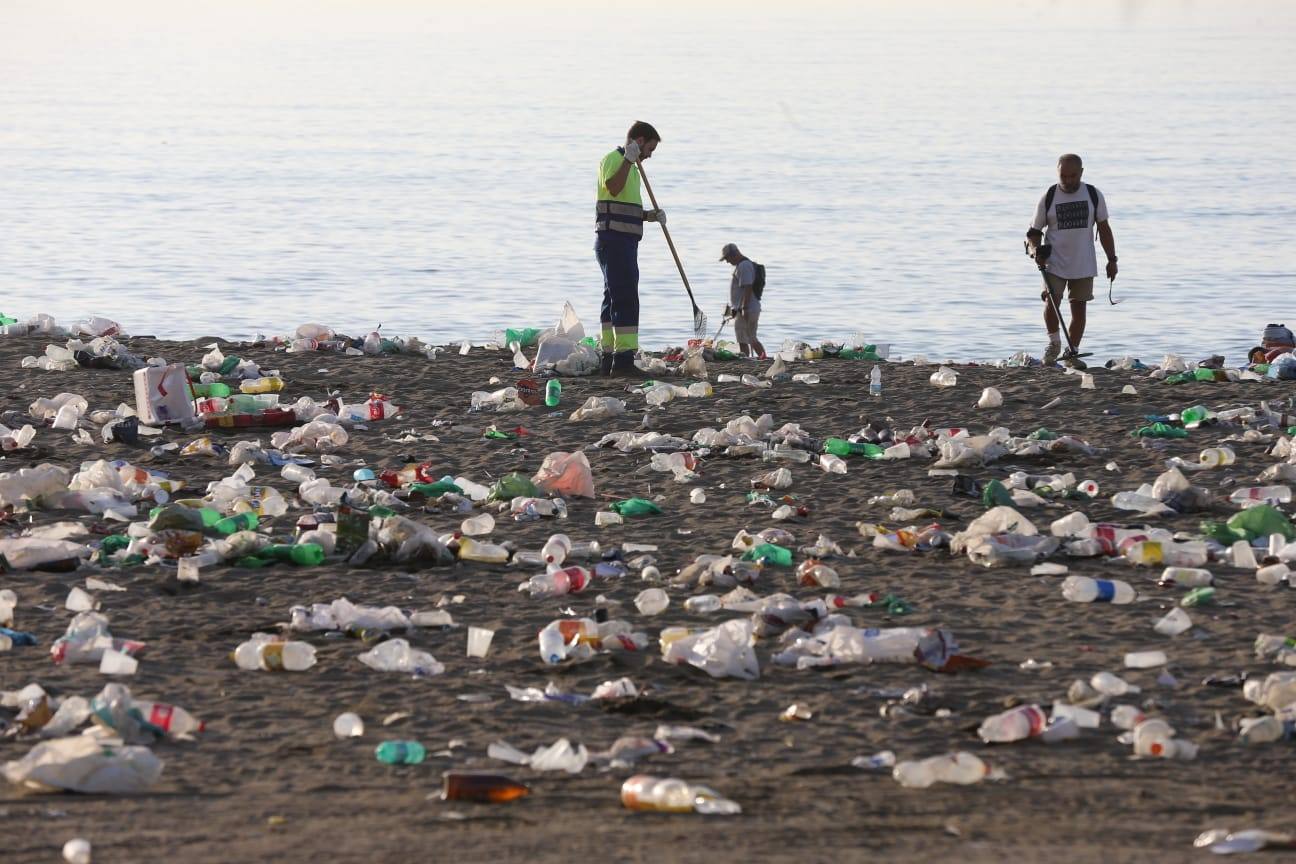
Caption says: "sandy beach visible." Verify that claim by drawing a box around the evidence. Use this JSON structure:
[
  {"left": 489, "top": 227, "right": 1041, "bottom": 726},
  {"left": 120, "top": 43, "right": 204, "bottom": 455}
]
[{"left": 2, "top": 332, "right": 1295, "bottom": 863}]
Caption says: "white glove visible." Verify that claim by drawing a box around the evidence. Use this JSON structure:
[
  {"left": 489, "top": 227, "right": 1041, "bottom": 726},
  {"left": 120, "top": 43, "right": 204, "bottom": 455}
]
[
  {"left": 623, "top": 139, "right": 641, "bottom": 163},
  {"left": 646, "top": 208, "right": 666, "bottom": 225}
]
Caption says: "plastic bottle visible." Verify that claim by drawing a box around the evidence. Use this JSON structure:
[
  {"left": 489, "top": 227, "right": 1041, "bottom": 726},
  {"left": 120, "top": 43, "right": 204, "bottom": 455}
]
[
  {"left": 1180, "top": 405, "right": 1208, "bottom": 425},
  {"left": 519, "top": 566, "right": 590, "bottom": 598},
  {"left": 374, "top": 740, "right": 427, "bottom": 765},
  {"left": 212, "top": 512, "right": 258, "bottom": 535},
  {"left": 684, "top": 595, "right": 723, "bottom": 613},
  {"left": 1131, "top": 718, "right": 1176, "bottom": 757},
  {"left": 892, "top": 752, "right": 988, "bottom": 788},
  {"left": 1199, "top": 446, "right": 1236, "bottom": 467},
  {"left": 456, "top": 537, "right": 510, "bottom": 563},
  {"left": 1091, "top": 671, "right": 1140, "bottom": 696},
  {"left": 441, "top": 771, "right": 531, "bottom": 803},
  {"left": 240, "top": 377, "right": 285, "bottom": 394},
  {"left": 635, "top": 588, "right": 670, "bottom": 615},
  {"left": 1050, "top": 702, "right": 1101, "bottom": 729},
  {"left": 869, "top": 365, "right": 882, "bottom": 397},
  {"left": 258, "top": 544, "right": 326, "bottom": 566},
  {"left": 1180, "top": 586, "right": 1215, "bottom": 608},
  {"left": 977, "top": 704, "right": 1047, "bottom": 743},
  {"left": 1110, "top": 705, "right": 1146, "bottom": 730},
  {"left": 233, "top": 638, "right": 317, "bottom": 671},
  {"left": 1158, "top": 567, "right": 1213, "bottom": 588},
  {"left": 1229, "top": 486, "right": 1292, "bottom": 505},
  {"left": 544, "top": 379, "right": 561, "bottom": 407},
  {"left": 281, "top": 463, "right": 316, "bottom": 484},
  {"left": 1061, "top": 575, "right": 1135, "bottom": 604},
  {"left": 542, "top": 533, "right": 572, "bottom": 566},
  {"left": 620, "top": 774, "right": 740, "bottom": 814}
]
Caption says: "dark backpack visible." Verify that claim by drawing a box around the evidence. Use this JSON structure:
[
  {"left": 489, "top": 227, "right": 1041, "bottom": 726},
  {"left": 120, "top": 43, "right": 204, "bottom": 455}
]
[
  {"left": 750, "top": 261, "right": 766, "bottom": 299},
  {"left": 1044, "top": 183, "right": 1100, "bottom": 223}
]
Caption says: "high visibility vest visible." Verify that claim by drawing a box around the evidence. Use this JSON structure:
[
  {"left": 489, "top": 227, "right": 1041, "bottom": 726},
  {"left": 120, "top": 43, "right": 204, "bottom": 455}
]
[{"left": 595, "top": 147, "right": 643, "bottom": 237}]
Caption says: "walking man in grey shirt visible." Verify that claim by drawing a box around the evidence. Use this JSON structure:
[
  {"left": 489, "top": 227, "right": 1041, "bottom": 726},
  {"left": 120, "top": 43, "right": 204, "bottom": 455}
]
[{"left": 719, "top": 242, "right": 765, "bottom": 359}]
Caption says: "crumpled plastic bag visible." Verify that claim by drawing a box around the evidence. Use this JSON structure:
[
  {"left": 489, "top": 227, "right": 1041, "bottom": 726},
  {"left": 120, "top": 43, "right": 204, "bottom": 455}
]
[
  {"left": 950, "top": 506, "right": 1038, "bottom": 553},
  {"left": 488, "top": 737, "right": 590, "bottom": 773},
  {"left": 357, "top": 638, "right": 444, "bottom": 677},
  {"left": 662, "top": 619, "right": 759, "bottom": 680},
  {"left": 0, "top": 537, "right": 90, "bottom": 570},
  {"left": 290, "top": 597, "right": 410, "bottom": 632},
  {"left": 2, "top": 732, "right": 163, "bottom": 794},
  {"left": 964, "top": 533, "right": 1060, "bottom": 567},
  {"left": 533, "top": 302, "right": 590, "bottom": 373},
  {"left": 532, "top": 451, "right": 595, "bottom": 498},
  {"left": 595, "top": 431, "right": 691, "bottom": 452},
  {"left": 773, "top": 624, "right": 960, "bottom": 671},
  {"left": 568, "top": 397, "right": 625, "bottom": 422}
]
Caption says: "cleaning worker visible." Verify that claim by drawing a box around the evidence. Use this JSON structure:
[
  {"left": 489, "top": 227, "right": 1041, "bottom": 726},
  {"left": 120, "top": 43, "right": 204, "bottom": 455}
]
[
  {"left": 595, "top": 121, "right": 664, "bottom": 377},
  {"left": 719, "top": 243, "right": 766, "bottom": 359}
]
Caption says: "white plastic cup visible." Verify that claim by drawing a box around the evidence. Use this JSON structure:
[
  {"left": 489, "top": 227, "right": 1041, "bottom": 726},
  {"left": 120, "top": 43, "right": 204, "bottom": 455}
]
[
  {"left": 466, "top": 626, "right": 495, "bottom": 658},
  {"left": 99, "top": 649, "right": 138, "bottom": 676},
  {"left": 177, "top": 557, "right": 201, "bottom": 583},
  {"left": 332, "top": 712, "right": 364, "bottom": 739}
]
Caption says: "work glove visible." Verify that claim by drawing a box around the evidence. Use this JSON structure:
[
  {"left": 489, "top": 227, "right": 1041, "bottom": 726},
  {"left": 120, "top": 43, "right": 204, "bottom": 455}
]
[
  {"left": 1105, "top": 259, "right": 1119, "bottom": 281},
  {"left": 623, "top": 139, "right": 642, "bottom": 163},
  {"left": 644, "top": 209, "right": 665, "bottom": 225}
]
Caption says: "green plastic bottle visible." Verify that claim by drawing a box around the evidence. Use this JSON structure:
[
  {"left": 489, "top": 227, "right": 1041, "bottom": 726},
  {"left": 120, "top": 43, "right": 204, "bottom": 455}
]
[
  {"left": 191, "top": 382, "right": 232, "bottom": 399},
  {"left": 1027, "top": 428, "right": 1057, "bottom": 441},
  {"left": 1180, "top": 587, "right": 1216, "bottom": 608},
  {"left": 1192, "top": 368, "right": 1216, "bottom": 382},
  {"left": 213, "top": 512, "right": 258, "bottom": 535},
  {"left": 545, "top": 379, "right": 562, "bottom": 407},
  {"left": 374, "top": 740, "right": 426, "bottom": 765},
  {"left": 258, "top": 544, "right": 325, "bottom": 566},
  {"left": 1180, "top": 405, "right": 1209, "bottom": 424},
  {"left": 610, "top": 498, "right": 663, "bottom": 516},
  {"left": 149, "top": 504, "right": 223, "bottom": 531},
  {"left": 823, "top": 438, "right": 883, "bottom": 458},
  {"left": 742, "top": 543, "right": 793, "bottom": 566},
  {"left": 1132, "top": 422, "right": 1188, "bottom": 439},
  {"left": 217, "top": 355, "right": 241, "bottom": 375}
]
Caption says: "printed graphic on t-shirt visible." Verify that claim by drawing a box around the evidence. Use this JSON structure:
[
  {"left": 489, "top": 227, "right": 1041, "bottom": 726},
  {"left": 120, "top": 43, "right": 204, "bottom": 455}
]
[{"left": 1055, "top": 200, "right": 1090, "bottom": 230}]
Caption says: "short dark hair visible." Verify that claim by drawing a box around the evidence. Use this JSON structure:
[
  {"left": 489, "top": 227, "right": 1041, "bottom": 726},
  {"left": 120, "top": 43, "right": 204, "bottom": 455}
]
[
  {"left": 627, "top": 121, "right": 661, "bottom": 143},
  {"left": 1058, "top": 153, "right": 1083, "bottom": 170}
]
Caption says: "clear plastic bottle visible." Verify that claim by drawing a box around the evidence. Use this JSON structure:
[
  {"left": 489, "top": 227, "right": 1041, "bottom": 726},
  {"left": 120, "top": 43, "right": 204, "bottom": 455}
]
[
  {"left": 620, "top": 774, "right": 740, "bottom": 814},
  {"left": 233, "top": 636, "right": 317, "bottom": 672},
  {"left": 1110, "top": 705, "right": 1146, "bottom": 730},
  {"left": 892, "top": 752, "right": 988, "bottom": 788},
  {"left": 542, "top": 533, "right": 572, "bottom": 566},
  {"left": 869, "top": 365, "right": 882, "bottom": 397},
  {"left": 1199, "top": 446, "right": 1236, "bottom": 467},
  {"left": 684, "top": 595, "right": 722, "bottom": 613},
  {"left": 456, "top": 537, "right": 510, "bottom": 563},
  {"left": 1061, "top": 575, "right": 1136, "bottom": 604},
  {"left": 518, "top": 566, "right": 590, "bottom": 598},
  {"left": 1124, "top": 650, "right": 1168, "bottom": 669},
  {"left": 1091, "top": 670, "right": 1140, "bottom": 696},
  {"left": 1050, "top": 701, "right": 1101, "bottom": 729},
  {"left": 281, "top": 463, "right": 316, "bottom": 484},
  {"left": 1158, "top": 567, "right": 1213, "bottom": 588},
  {"left": 977, "top": 704, "right": 1047, "bottom": 743}
]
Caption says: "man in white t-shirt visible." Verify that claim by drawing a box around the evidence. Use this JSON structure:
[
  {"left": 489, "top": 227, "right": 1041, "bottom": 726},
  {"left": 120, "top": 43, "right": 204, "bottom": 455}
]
[
  {"left": 720, "top": 242, "right": 765, "bottom": 358},
  {"left": 1026, "top": 153, "right": 1119, "bottom": 366}
]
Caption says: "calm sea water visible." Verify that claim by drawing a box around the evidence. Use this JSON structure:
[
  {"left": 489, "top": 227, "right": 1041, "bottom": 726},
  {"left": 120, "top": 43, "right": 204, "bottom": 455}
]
[{"left": 3, "top": 0, "right": 1294, "bottom": 362}]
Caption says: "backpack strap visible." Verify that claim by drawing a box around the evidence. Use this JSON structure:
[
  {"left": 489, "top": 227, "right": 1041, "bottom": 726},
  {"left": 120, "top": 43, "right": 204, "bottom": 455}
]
[{"left": 1044, "top": 184, "right": 1056, "bottom": 212}]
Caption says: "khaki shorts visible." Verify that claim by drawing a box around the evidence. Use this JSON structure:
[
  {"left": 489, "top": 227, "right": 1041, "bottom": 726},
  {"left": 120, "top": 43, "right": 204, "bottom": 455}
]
[
  {"left": 1043, "top": 273, "right": 1094, "bottom": 303},
  {"left": 733, "top": 308, "right": 760, "bottom": 343}
]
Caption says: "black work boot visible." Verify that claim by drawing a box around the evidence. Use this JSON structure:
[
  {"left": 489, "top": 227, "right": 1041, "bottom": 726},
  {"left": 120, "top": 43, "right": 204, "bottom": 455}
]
[
  {"left": 608, "top": 350, "right": 650, "bottom": 379},
  {"left": 599, "top": 351, "right": 614, "bottom": 376}
]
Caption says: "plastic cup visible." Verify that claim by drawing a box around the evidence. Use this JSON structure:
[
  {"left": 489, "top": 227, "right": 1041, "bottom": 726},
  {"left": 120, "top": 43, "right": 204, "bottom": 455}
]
[
  {"left": 466, "top": 627, "right": 495, "bottom": 659},
  {"left": 99, "top": 648, "right": 138, "bottom": 676},
  {"left": 333, "top": 712, "right": 364, "bottom": 739}
]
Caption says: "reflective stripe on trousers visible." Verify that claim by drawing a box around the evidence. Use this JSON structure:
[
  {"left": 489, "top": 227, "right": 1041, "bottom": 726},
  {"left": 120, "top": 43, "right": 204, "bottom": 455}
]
[{"left": 596, "top": 230, "right": 639, "bottom": 351}]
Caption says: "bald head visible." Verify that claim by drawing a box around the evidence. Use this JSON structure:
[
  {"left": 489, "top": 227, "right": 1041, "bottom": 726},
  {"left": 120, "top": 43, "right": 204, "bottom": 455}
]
[{"left": 1057, "top": 153, "right": 1084, "bottom": 193}]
